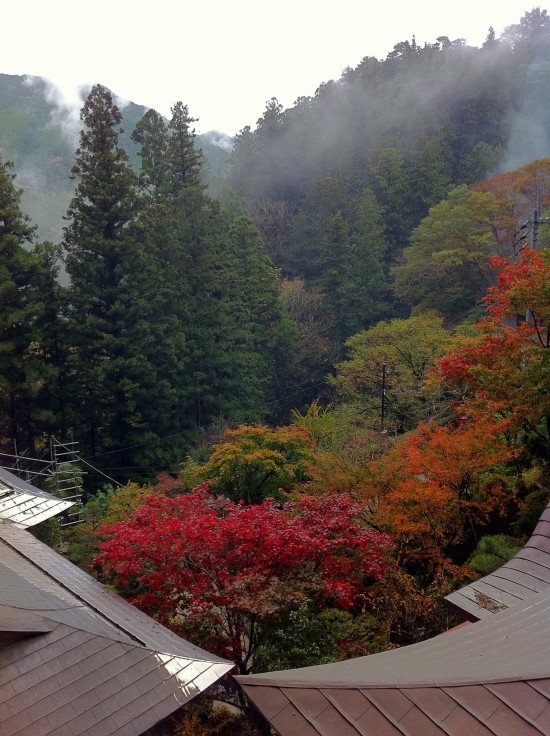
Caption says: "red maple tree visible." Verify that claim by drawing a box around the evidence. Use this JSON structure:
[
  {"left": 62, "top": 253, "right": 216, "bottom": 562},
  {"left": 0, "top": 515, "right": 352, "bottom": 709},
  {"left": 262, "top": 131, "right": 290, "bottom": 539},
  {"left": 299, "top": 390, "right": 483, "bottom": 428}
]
[{"left": 95, "top": 485, "right": 392, "bottom": 673}]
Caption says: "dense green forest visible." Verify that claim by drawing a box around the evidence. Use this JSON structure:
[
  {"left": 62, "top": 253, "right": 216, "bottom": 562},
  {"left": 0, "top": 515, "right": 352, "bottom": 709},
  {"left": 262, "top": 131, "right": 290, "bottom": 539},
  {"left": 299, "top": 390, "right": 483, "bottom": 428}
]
[
  {"left": 2, "top": 8, "right": 550, "bottom": 734},
  {"left": 0, "top": 84, "right": 294, "bottom": 484},
  {"left": 3, "top": 6, "right": 547, "bottom": 478},
  {"left": 227, "top": 8, "right": 550, "bottom": 312}
]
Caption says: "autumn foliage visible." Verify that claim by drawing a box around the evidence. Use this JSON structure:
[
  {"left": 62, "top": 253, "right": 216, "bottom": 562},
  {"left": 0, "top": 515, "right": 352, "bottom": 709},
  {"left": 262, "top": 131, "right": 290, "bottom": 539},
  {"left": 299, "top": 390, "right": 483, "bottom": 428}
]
[
  {"left": 95, "top": 486, "right": 392, "bottom": 673},
  {"left": 367, "top": 248, "right": 550, "bottom": 572},
  {"left": 435, "top": 248, "right": 550, "bottom": 452},
  {"left": 196, "top": 424, "right": 318, "bottom": 504},
  {"left": 471, "top": 159, "right": 550, "bottom": 251},
  {"left": 89, "top": 245, "right": 550, "bottom": 693},
  {"left": 366, "top": 417, "right": 517, "bottom": 574}
]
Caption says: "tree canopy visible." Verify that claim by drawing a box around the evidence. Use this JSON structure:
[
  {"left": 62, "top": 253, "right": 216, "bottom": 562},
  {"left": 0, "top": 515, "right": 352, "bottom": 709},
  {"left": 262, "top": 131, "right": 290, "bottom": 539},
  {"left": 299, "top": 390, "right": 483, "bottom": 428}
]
[{"left": 96, "top": 487, "right": 392, "bottom": 674}]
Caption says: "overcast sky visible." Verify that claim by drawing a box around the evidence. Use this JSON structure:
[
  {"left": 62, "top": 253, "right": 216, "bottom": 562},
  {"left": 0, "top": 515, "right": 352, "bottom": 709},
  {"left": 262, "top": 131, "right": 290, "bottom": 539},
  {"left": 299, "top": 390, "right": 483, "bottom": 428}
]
[{"left": 2, "top": 0, "right": 537, "bottom": 135}]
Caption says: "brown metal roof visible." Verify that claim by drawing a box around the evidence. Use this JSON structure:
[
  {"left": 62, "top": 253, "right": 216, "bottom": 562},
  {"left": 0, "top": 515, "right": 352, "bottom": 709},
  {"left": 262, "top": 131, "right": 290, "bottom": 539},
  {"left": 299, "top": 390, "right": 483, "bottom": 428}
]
[
  {"left": 237, "top": 504, "right": 550, "bottom": 736},
  {"left": 0, "top": 521, "right": 233, "bottom": 735},
  {"left": 446, "top": 504, "right": 550, "bottom": 621},
  {"left": 0, "top": 466, "right": 74, "bottom": 527},
  {"left": 238, "top": 588, "right": 550, "bottom": 734}
]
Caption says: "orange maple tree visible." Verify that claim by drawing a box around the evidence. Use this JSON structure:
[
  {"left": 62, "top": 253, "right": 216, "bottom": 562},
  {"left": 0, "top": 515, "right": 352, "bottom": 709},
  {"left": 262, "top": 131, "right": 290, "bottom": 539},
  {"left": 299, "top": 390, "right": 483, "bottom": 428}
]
[
  {"left": 472, "top": 159, "right": 550, "bottom": 251},
  {"left": 364, "top": 416, "right": 517, "bottom": 575},
  {"left": 359, "top": 249, "right": 550, "bottom": 574},
  {"left": 435, "top": 247, "right": 550, "bottom": 453}
]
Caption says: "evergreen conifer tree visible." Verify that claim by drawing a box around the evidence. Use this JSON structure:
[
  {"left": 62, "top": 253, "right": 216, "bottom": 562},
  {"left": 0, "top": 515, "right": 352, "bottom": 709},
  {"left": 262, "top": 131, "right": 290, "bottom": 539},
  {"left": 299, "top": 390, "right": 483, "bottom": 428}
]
[
  {"left": 63, "top": 85, "right": 164, "bottom": 477},
  {"left": 166, "top": 101, "right": 204, "bottom": 193},
  {"left": 131, "top": 109, "right": 169, "bottom": 198},
  {"left": 223, "top": 216, "right": 295, "bottom": 421},
  {"left": 318, "top": 191, "right": 389, "bottom": 341},
  {"left": 0, "top": 158, "right": 59, "bottom": 452},
  {"left": 0, "top": 157, "right": 38, "bottom": 449},
  {"left": 132, "top": 104, "right": 294, "bottom": 428},
  {"left": 131, "top": 103, "right": 218, "bottom": 430}
]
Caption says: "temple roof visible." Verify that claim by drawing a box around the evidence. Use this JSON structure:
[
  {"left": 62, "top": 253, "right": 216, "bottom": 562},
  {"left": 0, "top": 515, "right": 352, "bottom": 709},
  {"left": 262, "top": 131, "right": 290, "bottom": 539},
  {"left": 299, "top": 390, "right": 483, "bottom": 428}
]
[
  {"left": 0, "top": 491, "right": 233, "bottom": 736},
  {"left": 237, "top": 507, "right": 550, "bottom": 735},
  {"left": 0, "top": 466, "right": 74, "bottom": 527},
  {"left": 446, "top": 504, "right": 550, "bottom": 621}
]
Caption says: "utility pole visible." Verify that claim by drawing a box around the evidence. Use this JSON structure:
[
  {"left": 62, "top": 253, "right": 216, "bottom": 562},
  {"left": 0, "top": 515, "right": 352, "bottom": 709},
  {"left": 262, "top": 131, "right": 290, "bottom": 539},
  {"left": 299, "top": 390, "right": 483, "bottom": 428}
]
[
  {"left": 529, "top": 206, "right": 550, "bottom": 250},
  {"left": 531, "top": 208, "right": 539, "bottom": 250},
  {"left": 514, "top": 208, "right": 550, "bottom": 253},
  {"left": 380, "top": 363, "right": 386, "bottom": 432}
]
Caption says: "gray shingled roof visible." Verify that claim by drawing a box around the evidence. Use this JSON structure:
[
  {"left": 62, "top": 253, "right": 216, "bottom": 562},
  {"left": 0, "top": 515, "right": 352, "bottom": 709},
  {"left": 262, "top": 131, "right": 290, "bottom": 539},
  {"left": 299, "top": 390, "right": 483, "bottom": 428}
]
[
  {"left": 0, "top": 466, "right": 74, "bottom": 527},
  {"left": 237, "top": 506, "right": 550, "bottom": 735},
  {"left": 0, "top": 521, "right": 233, "bottom": 736},
  {"left": 446, "top": 504, "right": 550, "bottom": 621}
]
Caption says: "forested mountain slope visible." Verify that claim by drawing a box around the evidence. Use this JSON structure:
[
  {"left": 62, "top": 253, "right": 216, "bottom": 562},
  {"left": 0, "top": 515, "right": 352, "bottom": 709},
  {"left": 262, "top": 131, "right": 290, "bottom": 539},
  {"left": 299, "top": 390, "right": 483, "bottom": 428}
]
[
  {"left": 0, "top": 85, "right": 291, "bottom": 484},
  {"left": 2, "top": 8, "right": 550, "bottom": 480},
  {"left": 0, "top": 74, "right": 233, "bottom": 242},
  {"left": 2, "top": 12, "right": 550, "bottom": 736},
  {"left": 228, "top": 8, "right": 550, "bottom": 329}
]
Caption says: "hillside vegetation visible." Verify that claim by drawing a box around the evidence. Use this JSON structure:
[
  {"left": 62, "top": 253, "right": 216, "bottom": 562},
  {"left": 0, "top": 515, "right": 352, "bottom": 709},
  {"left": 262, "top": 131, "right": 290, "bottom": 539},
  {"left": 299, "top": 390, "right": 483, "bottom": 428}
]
[{"left": 2, "top": 9, "right": 550, "bottom": 734}]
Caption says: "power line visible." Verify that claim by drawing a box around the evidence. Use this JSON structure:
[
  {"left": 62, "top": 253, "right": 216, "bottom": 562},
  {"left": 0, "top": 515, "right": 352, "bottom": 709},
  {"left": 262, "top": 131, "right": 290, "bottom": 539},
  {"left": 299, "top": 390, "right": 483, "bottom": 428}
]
[
  {"left": 81, "top": 432, "right": 186, "bottom": 461},
  {"left": 53, "top": 439, "right": 123, "bottom": 488},
  {"left": 91, "top": 465, "right": 174, "bottom": 471}
]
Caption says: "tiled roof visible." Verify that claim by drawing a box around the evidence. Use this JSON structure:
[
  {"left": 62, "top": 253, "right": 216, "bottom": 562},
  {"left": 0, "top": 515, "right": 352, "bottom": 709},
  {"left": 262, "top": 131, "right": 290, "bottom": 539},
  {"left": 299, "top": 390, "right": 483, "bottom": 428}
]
[
  {"left": 446, "top": 504, "right": 550, "bottom": 621},
  {"left": 237, "top": 506, "right": 550, "bottom": 735},
  {"left": 0, "top": 466, "right": 74, "bottom": 527},
  {"left": 0, "top": 521, "right": 233, "bottom": 736}
]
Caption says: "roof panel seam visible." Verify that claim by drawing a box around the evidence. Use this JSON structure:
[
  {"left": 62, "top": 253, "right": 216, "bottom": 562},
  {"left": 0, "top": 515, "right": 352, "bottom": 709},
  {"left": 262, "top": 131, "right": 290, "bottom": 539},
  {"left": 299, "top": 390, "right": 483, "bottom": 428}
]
[
  {"left": 485, "top": 681, "right": 549, "bottom": 730},
  {"left": 442, "top": 684, "right": 502, "bottom": 735},
  {"left": 489, "top": 572, "right": 547, "bottom": 592},
  {"left": 397, "top": 687, "right": 457, "bottom": 734},
  {"left": 359, "top": 688, "right": 415, "bottom": 731},
  {"left": 283, "top": 686, "right": 332, "bottom": 731},
  {"left": 320, "top": 688, "right": 373, "bottom": 734}
]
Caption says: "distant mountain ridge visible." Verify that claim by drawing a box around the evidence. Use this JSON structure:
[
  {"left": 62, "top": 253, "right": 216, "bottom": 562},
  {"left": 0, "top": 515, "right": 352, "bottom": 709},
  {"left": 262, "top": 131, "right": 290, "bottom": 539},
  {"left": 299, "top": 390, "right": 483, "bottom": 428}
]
[{"left": 0, "top": 74, "right": 233, "bottom": 241}]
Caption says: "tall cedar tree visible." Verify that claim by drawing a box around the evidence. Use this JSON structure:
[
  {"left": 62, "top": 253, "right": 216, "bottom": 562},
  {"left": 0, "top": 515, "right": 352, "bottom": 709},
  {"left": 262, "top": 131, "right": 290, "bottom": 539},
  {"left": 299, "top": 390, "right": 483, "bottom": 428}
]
[
  {"left": 166, "top": 102, "right": 204, "bottom": 192},
  {"left": 63, "top": 85, "right": 163, "bottom": 478},
  {"left": 28, "top": 240, "right": 67, "bottom": 443},
  {"left": 130, "top": 109, "right": 169, "bottom": 198},
  {"left": 319, "top": 189, "right": 389, "bottom": 341},
  {"left": 133, "top": 104, "right": 294, "bottom": 427},
  {"left": 132, "top": 103, "right": 230, "bottom": 429},
  {"left": 132, "top": 102, "right": 203, "bottom": 201},
  {"left": 130, "top": 107, "right": 198, "bottom": 447},
  {"left": 224, "top": 216, "right": 296, "bottom": 422},
  {"left": 0, "top": 157, "right": 57, "bottom": 452}
]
